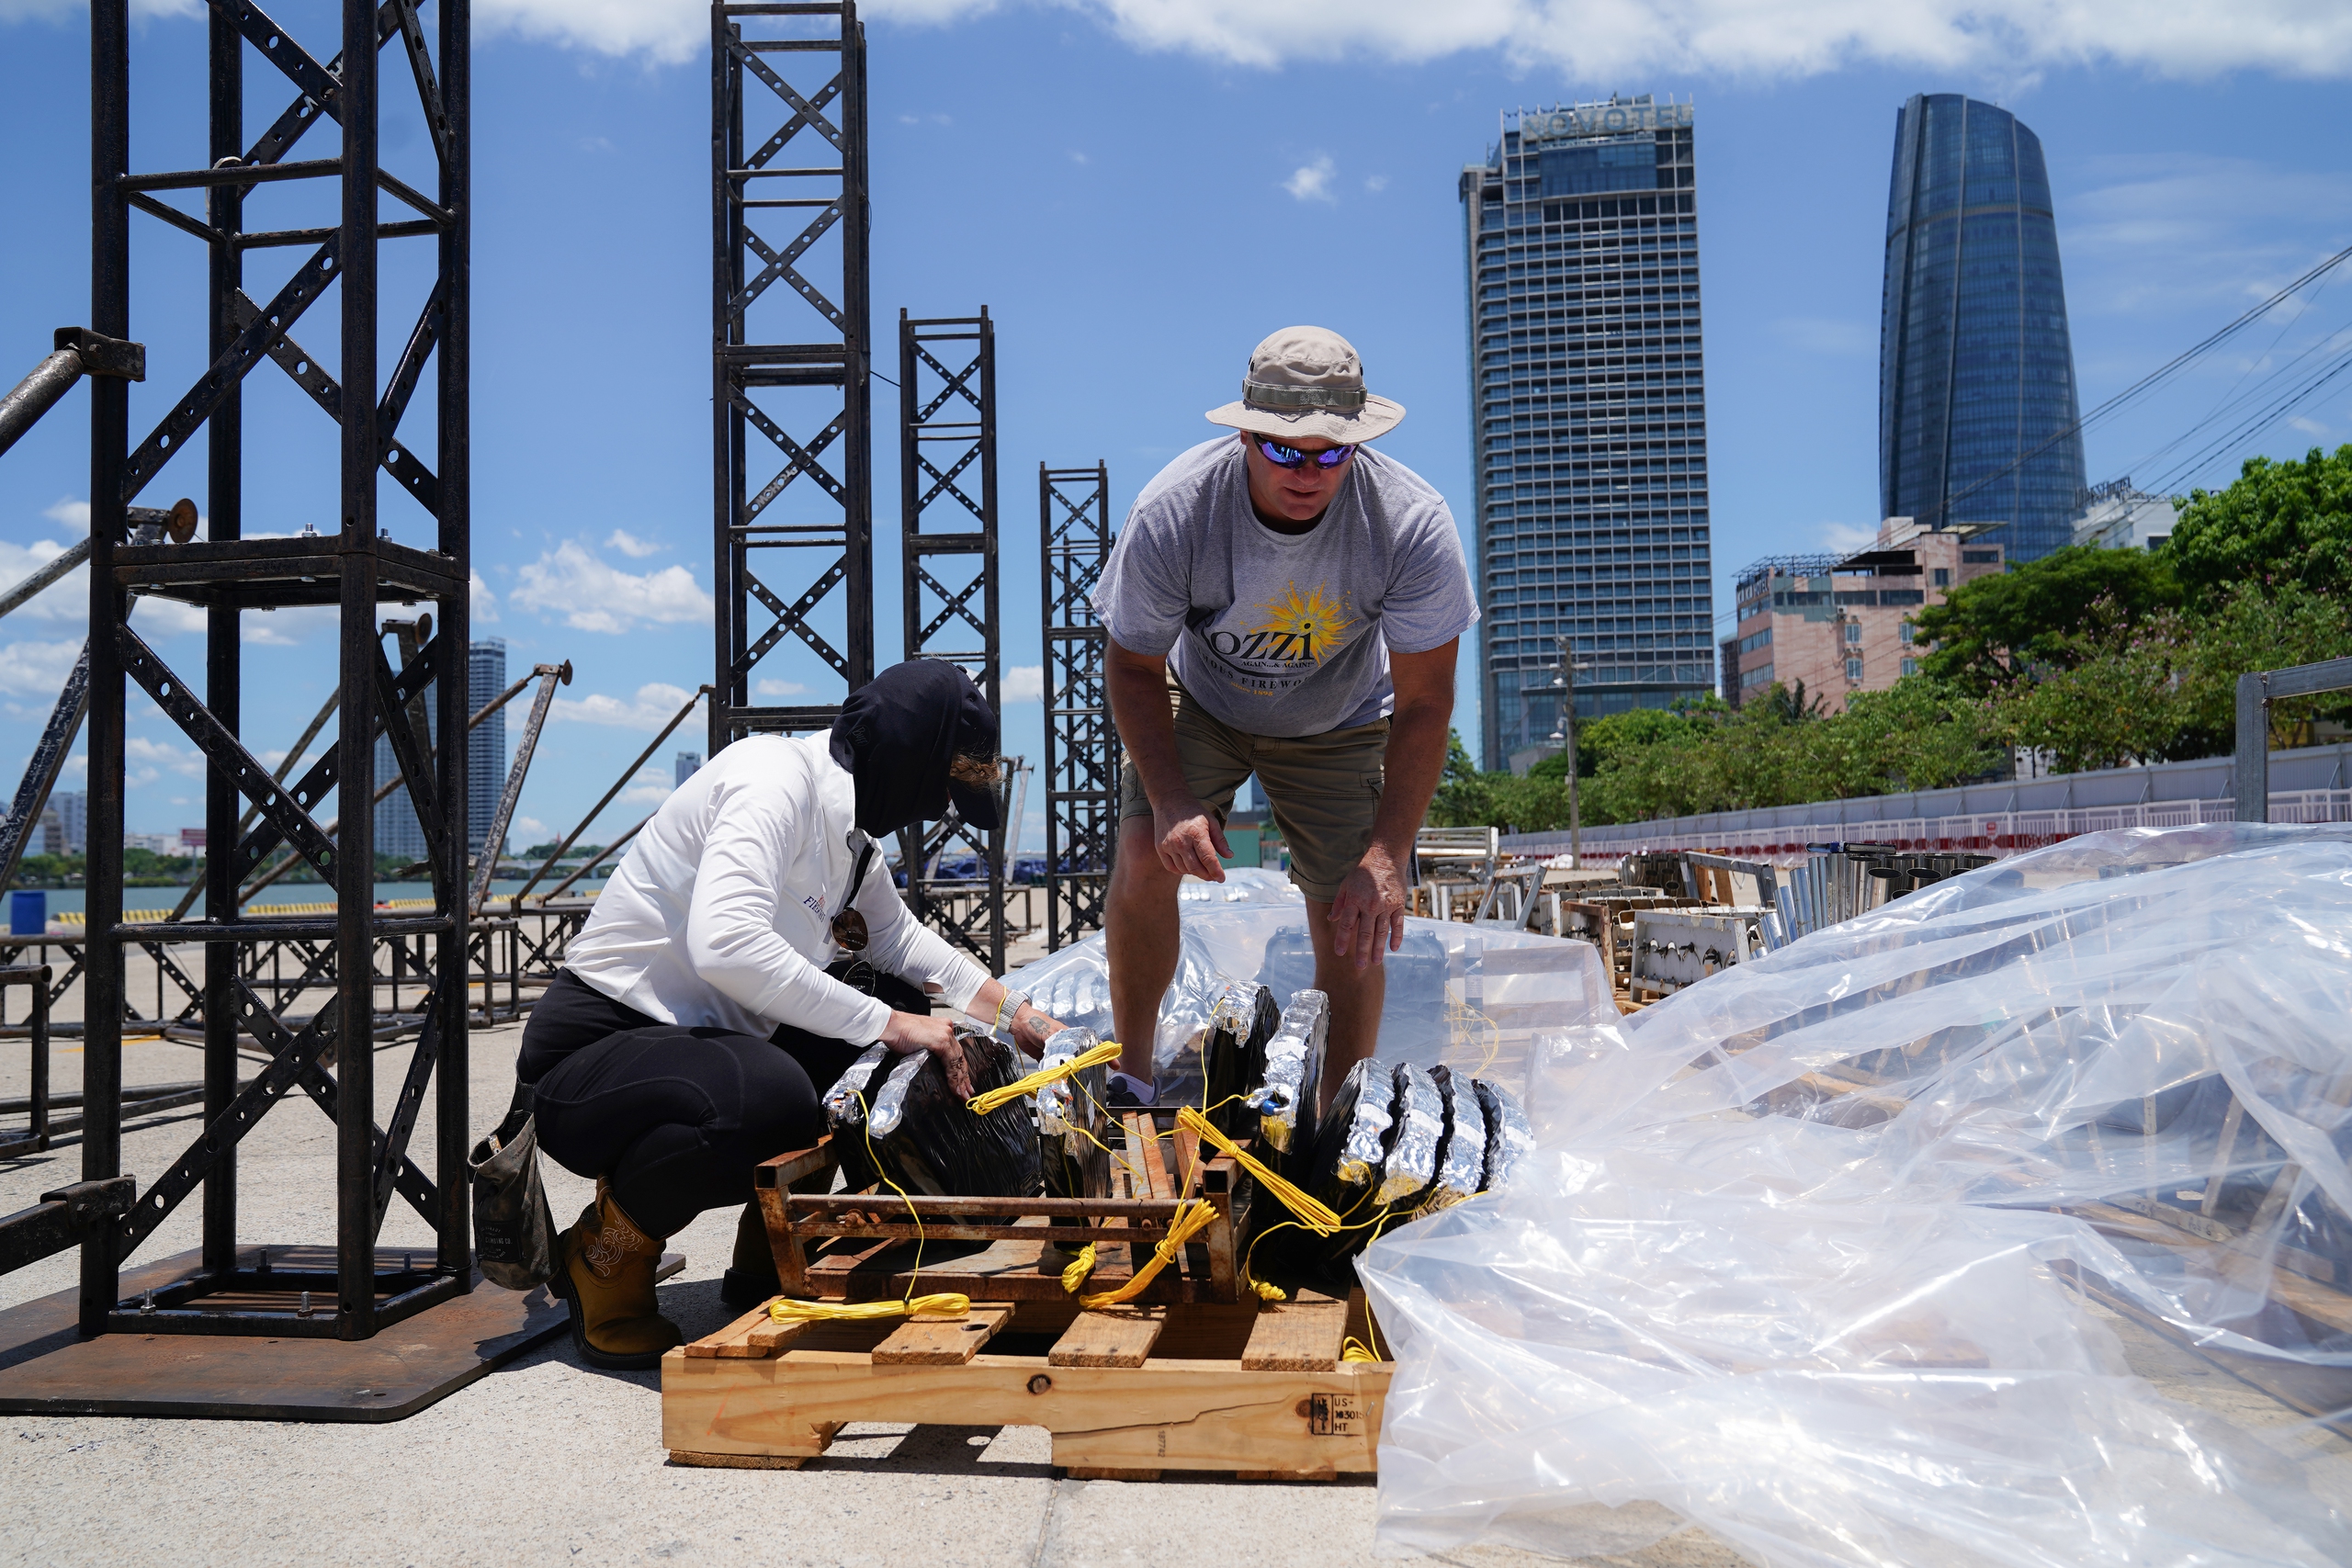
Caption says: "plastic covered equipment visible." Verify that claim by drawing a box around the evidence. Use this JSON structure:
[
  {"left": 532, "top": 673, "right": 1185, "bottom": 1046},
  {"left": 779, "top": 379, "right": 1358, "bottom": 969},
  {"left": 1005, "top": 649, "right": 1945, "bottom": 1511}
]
[
  {"left": 1015, "top": 901, "right": 1610, "bottom": 1102},
  {"left": 1358, "top": 824, "right": 2352, "bottom": 1568},
  {"left": 1249, "top": 988, "right": 1331, "bottom": 1166},
  {"left": 1200, "top": 981, "right": 1281, "bottom": 1140},
  {"left": 1035, "top": 1025, "right": 1112, "bottom": 1201}
]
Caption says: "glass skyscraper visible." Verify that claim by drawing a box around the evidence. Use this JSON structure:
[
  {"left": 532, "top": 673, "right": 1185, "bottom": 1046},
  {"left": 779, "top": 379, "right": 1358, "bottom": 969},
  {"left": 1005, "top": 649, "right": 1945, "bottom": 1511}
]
[
  {"left": 1460, "top": 96, "right": 1714, "bottom": 773},
  {"left": 1880, "top": 94, "right": 2086, "bottom": 563},
  {"left": 374, "top": 637, "right": 509, "bottom": 864}
]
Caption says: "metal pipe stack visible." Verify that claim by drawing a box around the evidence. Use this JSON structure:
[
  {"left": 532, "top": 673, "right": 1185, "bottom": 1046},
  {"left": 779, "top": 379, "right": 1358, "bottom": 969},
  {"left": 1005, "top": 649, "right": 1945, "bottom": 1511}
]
[{"left": 1770, "top": 843, "right": 1996, "bottom": 945}]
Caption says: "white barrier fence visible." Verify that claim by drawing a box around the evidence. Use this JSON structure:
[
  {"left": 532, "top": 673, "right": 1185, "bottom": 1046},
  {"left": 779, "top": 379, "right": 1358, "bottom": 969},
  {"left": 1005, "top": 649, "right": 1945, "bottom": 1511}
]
[{"left": 1505, "top": 790, "right": 2352, "bottom": 868}]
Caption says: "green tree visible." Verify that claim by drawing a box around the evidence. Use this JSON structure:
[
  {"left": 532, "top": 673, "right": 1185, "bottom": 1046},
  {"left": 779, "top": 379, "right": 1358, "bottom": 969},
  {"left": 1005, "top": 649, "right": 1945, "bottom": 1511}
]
[
  {"left": 1914, "top": 544, "right": 2180, "bottom": 694},
  {"left": 2166, "top": 445, "right": 2352, "bottom": 610}
]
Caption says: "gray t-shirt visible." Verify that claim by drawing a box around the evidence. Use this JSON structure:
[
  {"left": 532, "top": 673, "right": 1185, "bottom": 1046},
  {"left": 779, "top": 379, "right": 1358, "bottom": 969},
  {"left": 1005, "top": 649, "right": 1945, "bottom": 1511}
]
[{"left": 1094, "top": 436, "right": 1478, "bottom": 738}]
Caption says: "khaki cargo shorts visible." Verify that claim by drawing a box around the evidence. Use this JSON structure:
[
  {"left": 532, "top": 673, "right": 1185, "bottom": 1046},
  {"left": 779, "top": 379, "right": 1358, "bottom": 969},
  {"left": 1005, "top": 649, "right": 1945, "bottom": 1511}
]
[{"left": 1118, "top": 677, "right": 1389, "bottom": 904}]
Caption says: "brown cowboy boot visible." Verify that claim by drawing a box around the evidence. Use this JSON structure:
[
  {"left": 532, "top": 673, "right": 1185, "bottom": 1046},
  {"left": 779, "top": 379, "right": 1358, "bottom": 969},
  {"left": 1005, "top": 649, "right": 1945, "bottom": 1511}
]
[{"left": 553, "top": 1182, "right": 681, "bottom": 1370}]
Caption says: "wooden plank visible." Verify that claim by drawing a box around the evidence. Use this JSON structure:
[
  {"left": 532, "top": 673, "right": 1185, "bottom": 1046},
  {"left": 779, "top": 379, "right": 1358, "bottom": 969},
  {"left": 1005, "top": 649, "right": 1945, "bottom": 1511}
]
[
  {"left": 869, "top": 1303, "right": 1014, "bottom": 1366},
  {"left": 1124, "top": 1113, "right": 1173, "bottom": 1201},
  {"left": 745, "top": 1314, "right": 814, "bottom": 1357},
  {"left": 669, "top": 1449, "right": 809, "bottom": 1470},
  {"left": 661, "top": 1350, "right": 1386, "bottom": 1475},
  {"left": 683, "top": 1303, "right": 781, "bottom": 1359},
  {"left": 1066, "top": 1467, "right": 1162, "bottom": 1481},
  {"left": 1047, "top": 1307, "right": 1164, "bottom": 1369},
  {"left": 1242, "top": 1295, "right": 1347, "bottom": 1371}
]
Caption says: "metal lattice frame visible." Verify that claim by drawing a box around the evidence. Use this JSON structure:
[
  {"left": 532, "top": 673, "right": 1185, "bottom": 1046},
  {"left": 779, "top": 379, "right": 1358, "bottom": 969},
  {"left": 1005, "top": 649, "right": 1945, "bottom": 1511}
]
[
  {"left": 71, "top": 0, "right": 472, "bottom": 1340},
  {"left": 1040, "top": 463, "right": 1115, "bottom": 951},
  {"left": 897, "top": 310, "right": 1002, "bottom": 974},
  {"left": 710, "top": 0, "right": 873, "bottom": 752}
]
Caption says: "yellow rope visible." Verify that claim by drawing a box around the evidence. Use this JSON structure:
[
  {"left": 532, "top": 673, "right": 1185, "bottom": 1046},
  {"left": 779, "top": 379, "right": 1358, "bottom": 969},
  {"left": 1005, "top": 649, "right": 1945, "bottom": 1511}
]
[
  {"left": 967, "top": 1040, "right": 1124, "bottom": 1115},
  {"left": 1173, "top": 1105, "right": 1343, "bottom": 1237},
  {"left": 1059, "top": 1242, "right": 1098, "bottom": 1294},
  {"left": 1249, "top": 1277, "right": 1286, "bottom": 1302},
  {"left": 1078, "top": 1198, "right": 1218, "bottom": 1310},
  {"left": 1340, "top": 1336, "right": 1382, "bottom": 1363},
  {"left": 768, "top": 1292, "right": 973, "bottom": 1323}
]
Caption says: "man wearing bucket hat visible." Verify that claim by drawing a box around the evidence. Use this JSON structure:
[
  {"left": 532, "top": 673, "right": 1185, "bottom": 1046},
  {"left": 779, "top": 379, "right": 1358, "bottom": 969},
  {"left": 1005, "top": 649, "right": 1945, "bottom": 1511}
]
[{"left": 1094, "top": 326, "right": 1476, "bottom": 1110}]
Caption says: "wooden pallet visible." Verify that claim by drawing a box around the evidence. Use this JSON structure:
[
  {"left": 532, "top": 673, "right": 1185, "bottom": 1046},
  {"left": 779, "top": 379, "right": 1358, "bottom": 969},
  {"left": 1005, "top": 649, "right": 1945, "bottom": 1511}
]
[{"left": 662, "top": 1287, "right": 1389, "bottom": 1478}]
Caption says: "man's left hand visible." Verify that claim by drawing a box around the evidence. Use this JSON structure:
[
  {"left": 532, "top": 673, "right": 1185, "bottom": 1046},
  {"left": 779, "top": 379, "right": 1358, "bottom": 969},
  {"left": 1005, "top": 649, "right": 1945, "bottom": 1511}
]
[{"left": 1329, "top": 842, "right": 1408, "bottom": 969}]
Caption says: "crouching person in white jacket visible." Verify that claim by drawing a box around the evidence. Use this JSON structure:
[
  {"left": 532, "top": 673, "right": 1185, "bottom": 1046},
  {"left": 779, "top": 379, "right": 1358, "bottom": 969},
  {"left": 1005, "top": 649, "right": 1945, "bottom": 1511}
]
[{"left": 516, "top": 660, "right": 1066, "bottom": 1368}]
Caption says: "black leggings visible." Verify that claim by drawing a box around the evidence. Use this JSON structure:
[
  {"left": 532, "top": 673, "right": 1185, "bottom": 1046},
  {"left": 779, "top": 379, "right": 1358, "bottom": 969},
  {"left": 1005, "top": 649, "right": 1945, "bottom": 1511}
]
[{"left": 517, "top": 965, "right": 926, "bottom": 1237}]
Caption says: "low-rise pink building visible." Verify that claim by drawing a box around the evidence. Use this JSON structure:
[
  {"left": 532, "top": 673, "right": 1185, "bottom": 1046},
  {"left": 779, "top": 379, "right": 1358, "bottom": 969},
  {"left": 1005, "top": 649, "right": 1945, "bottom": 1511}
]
[{"left": 1723, "top": 520, "right": 2003, "bottom": 713}]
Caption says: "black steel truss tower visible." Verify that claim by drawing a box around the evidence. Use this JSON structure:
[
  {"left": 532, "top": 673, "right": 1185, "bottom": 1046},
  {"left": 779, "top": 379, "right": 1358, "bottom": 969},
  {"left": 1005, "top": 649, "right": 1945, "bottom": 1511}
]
[
  {"left": 710, "top": 0, "right": 874, "bottom": 754},
  {"left": 897, "top": 310, "right": 1003, "bottom": 974},
  {"left": 74, "top": 0, "right": 471, "bottom": 1339},
  {"left": 1040, "top": 464, "right": 1115, "bottom": 951}
]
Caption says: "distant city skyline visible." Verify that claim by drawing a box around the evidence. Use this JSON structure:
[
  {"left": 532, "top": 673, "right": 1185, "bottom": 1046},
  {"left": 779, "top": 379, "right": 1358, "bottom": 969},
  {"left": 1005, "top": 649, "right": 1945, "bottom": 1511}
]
[
  {"left": 1462, "top": 95, "right": 1716, "bottom": 772},
  {"left": 1880, "top": 93, "right": 2088, "bottom": 563}
]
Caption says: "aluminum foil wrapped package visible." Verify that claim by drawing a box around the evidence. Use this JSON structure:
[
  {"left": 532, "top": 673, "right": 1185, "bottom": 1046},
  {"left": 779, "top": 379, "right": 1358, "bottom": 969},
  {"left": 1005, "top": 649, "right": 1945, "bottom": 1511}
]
[
  {"left": 1374, "top": 1063, "right": 1445, "bottom": 1207},
  {"left": 1200, "top": 981, "right": 1280, "bottom": 1139},
  {"left": 1472, "top": 1077, "right": 1532, "bottom": 1193},
  {"left": 1248, "top": 988, "right": 1329, "bottom": 1166},
  {"left": 1035, "top": 1026, "right": 1111, "bottom": 1202},
  {"left": 1357, "top": 824, "right": 2352, "bottom": 1568},
  {"left": 836, "top": 1029, "right": 1041, "bottom": 1202},
  {"left": 1423, "top": 1064, "right": 1487, "bottom": 1210},
  {"left": 1315, "top": 1055, "right": 1397, "bottom": 1203},
  {"left": 820, "top": 1043, "right": 891, "bottom": 1131}
]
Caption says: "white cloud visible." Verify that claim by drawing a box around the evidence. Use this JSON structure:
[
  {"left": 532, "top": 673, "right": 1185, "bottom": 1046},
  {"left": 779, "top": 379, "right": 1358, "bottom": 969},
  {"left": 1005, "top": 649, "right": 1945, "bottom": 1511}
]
[
  {"left": 2067, "top": 155, "right": 2352, "bottom": 316},
  {"left": 472, "top": 570, "right": 499, "bottom": 623},
  {"left": 126, "top": 735, "right": 204, "bottom": 778},
  {"left": 41, "top": 497, "right": 89, "bottom": 532},
  {"left": 0, "top": 538, "right": 86, "bottom": 626},
  {"left": 1363, "top": 175, "right": 1389, "bottom": 194},
  {"left": 17, "top": 0, "right": 2352, "bottom": 82},
  {"left": 605, "top": 528, "right": 662, "bottom": 558},
  {"left": 513, "top": 541, "right": 712, "bottom": 635},
  {"left": 553, "top": 681, "right": 703, "bottom": 730},
  {"left": 0, "top": 639, "right": 84, "bottom": 698},
  {"left": 241, "top": 605, "right": 336, "bottom": 646},
  {"left": 1815, "top": 522, "right": 1880, "bottom": 553},
  {"left": 1283, "top": 154, "right": 1337, "bottom": 204},
  {"left": 754, "top": 677, "right": 810, "bottom": 697},
  {"left": 1001, "top": 665, "right": 1045, "bottom": 704},
  {"left": 512, "top": 816, "right": 548, "bottom": 841},
  {"left": 450, "top": 0, "right": 2352, "bottom": 81}
]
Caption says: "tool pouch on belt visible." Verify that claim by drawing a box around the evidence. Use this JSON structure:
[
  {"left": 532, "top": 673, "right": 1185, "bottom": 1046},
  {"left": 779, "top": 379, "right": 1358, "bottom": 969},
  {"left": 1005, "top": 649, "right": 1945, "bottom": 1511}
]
[{"left": 469, "top": 1081, "right": 557, "bottom": 1291}]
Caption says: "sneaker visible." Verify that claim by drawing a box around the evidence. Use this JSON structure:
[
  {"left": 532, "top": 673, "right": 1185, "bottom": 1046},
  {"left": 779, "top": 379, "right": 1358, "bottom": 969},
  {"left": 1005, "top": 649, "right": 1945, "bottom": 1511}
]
[{"left": 1105, "top": 1069, "right": 1158, "bottom": 1109}]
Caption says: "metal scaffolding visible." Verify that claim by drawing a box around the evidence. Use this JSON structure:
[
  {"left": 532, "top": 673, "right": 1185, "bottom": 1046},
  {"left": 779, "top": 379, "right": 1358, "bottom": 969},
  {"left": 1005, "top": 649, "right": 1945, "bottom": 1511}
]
[
  {"left": 54, "top": 0, "right": 474, "bottom": 1341},
  {"left": 709, "top": 0, "right": 874, "bottom": 754},
  {"left": 1040, "top": 463, "right": 1116, "bottom": 951},
  {"left": 897, "top": 310, "right": 1003, "bottom": 973}
]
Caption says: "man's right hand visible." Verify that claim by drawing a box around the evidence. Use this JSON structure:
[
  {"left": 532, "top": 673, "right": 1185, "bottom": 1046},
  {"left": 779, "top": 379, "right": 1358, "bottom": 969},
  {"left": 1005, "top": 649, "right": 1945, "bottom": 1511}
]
[
  {"left": 1153, "top": 794, "right": 1230, "bottom": 882},
  {"left": 879, "top": 1010, "right": 972, "bottom": 1100}
]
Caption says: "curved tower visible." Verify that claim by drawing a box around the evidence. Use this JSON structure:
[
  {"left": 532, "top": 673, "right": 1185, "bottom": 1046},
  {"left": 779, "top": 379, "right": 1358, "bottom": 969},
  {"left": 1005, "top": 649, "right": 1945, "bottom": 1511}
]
[{"left": 1879, "top": 94, "right": 2086, "bottom": 562}]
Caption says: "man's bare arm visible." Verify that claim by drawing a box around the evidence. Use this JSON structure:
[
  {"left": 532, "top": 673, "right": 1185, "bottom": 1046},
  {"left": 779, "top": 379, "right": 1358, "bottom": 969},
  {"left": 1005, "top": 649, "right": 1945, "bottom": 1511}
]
[
  {"left": 1329, "top": 638, "right": 1457, "bottom": 964},
  {"left": 1105, "top": 637, "right": 1229, "bottom": 879}
]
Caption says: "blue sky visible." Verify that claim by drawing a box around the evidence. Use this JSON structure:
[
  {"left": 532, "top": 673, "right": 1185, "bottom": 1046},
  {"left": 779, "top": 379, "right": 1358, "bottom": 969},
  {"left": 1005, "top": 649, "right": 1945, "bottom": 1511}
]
[{"left": 3, "top": 0, "right": 2349, "bottom": 846}]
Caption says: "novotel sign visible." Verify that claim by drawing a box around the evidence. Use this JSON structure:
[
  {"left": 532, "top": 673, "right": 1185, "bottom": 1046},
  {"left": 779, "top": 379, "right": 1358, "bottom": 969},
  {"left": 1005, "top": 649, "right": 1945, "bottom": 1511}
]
[{"left": 1519, "top": 102, "right": 1693, "bottom": 141}]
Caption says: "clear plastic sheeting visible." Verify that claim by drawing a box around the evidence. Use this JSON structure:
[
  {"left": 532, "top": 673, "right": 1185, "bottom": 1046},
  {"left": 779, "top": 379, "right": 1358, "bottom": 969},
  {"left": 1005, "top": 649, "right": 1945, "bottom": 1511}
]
[
  {"left": 1017, "top": 903, "right": 1611, "bottom": 1101},
  {"left": 1359, "top": 824, "right": 2352, "bottom": 1568}
]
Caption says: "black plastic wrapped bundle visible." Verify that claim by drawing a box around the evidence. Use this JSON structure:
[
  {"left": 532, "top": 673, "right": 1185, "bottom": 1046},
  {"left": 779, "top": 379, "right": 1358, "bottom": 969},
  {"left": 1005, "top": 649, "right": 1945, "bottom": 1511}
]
[
  {"left": 820, "top": 1043, "right": 891, "bottom": 1132},
  {"left": 1475, "top": 1077, "right": 1534, "bottom": 1192},
  {"left": 1249, "top": 988, "right": 1330, "bottom": 1175},
  {"left": 1425, "top": 1065, "right": 1488, "bottom": 1210},
  {"left": 1200, "top": 981, "right": 1281, "bottom": 1140},
  {"left": 832, "top": 1030, "right": 1043, "bottom": 1202},
  {"left": 1035, "top": 1026, "right": 1112, "bottom": 1201}
]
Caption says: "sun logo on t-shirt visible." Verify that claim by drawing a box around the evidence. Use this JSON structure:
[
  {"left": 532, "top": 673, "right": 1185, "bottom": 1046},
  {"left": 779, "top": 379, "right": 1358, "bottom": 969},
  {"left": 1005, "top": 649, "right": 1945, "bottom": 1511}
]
[{"left": 1244, "top": 584, "right": 1356, "bottom": 666}]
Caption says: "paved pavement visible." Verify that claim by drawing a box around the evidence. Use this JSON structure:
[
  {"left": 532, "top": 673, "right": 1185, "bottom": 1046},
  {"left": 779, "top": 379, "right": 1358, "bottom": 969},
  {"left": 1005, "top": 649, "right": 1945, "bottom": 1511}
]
[{"left": 0, "top": 1013, "right": 1747, "bottom": 1568}]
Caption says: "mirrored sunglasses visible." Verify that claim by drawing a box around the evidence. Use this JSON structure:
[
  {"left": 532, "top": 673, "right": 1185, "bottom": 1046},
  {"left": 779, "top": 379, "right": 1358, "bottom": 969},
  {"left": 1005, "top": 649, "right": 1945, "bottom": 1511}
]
[{"left": 1255, "top": 436, "right": 1356, "bottom": 470}]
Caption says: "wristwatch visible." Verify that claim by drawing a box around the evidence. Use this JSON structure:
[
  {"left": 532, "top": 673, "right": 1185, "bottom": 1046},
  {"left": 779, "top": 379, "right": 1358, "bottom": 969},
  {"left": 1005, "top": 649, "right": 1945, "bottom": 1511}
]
[{"left": 991, "top": 987, "right": 1033, "bottom": 1043}]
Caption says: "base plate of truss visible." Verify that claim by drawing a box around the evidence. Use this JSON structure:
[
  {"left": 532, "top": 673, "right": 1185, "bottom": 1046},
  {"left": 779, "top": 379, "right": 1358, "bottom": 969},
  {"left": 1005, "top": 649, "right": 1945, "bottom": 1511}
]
[{"left": 0, "top": 1245, "right": 575, "bottom": 1422}]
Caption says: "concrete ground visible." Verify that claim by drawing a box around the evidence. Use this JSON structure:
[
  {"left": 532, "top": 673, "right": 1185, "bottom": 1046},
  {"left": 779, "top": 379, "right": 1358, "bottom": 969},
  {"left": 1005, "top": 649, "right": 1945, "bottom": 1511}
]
[
  {"left": 2, "top": 986, "right": 2344, "bottom": 1566},
  {"left": 0, "top": 1007, "right": 1747, "bottom": 1568}
]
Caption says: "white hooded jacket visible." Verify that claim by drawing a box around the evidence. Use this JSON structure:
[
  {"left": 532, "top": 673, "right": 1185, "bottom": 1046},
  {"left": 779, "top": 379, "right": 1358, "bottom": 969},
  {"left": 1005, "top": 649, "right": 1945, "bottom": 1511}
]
[{"left": 560, "top": 733, "right": 989, "bottom": 1043}]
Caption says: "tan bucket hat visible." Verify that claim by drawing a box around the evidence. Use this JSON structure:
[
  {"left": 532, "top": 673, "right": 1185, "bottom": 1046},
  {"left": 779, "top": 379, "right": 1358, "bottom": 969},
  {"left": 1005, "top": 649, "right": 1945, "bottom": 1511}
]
[{"left": 1205, "top": 326, "right": 1407, "bottom": 445}]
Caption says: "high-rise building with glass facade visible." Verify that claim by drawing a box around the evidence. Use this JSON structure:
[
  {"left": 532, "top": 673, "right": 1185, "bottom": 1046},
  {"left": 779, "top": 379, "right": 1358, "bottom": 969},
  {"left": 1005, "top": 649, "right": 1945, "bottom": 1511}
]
[
  {"left": 1461, "top": 96, "right": 1714, "bottom": 773},
  {"left": 1880, "top": 94, "right": 2086, "bottom": 563},
  {"left": 374, "top": 637, "right": 509, "bottom": 864}
]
